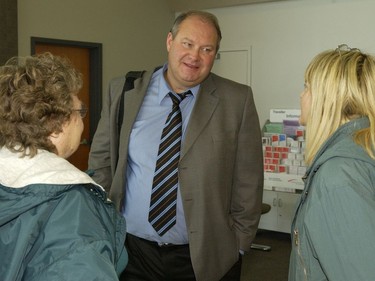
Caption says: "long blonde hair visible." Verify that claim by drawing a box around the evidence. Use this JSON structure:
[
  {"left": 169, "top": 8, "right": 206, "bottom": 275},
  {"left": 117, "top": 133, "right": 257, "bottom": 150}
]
[{"left": 304, "top": 46, "right": 375, "bottom": 164}]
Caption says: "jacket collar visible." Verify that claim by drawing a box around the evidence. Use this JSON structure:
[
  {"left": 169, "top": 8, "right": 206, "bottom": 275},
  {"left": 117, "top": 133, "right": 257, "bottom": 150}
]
[
  {"left": 301, "top": 117, "right": 373, "bottom": 202},
  {"left": 0, "top": 148, "right": 101, "bottom": 189}
]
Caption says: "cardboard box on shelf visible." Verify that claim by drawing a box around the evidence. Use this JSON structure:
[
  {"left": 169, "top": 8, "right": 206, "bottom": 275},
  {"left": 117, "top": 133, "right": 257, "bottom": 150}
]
[
  {"left": 264, "top": 172, "right": 304, "bottom": 191},
  {"left": 262, "top": 109, "right": 306, "bottom": 193}
]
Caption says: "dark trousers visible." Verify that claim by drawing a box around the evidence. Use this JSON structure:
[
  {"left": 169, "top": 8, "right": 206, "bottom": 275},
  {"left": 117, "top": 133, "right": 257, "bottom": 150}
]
[{"left": 120, "top": 234, "right": 242, "bottom": 281}]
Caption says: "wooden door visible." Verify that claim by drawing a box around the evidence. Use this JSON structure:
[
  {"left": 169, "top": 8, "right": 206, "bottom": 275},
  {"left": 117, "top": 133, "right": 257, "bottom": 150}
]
[{"left": 33, "top": 40, "right": 101, "bottom": 171}]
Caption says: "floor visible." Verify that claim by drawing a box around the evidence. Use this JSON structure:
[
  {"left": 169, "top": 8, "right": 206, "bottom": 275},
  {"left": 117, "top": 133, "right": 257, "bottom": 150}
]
[{"left": 241, "top": 230, "right": 291, "bottom": 281}]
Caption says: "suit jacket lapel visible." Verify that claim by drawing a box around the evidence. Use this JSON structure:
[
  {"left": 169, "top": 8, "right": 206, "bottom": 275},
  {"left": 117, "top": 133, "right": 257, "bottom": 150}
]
[
  {"left": 119, "top": 71, "right": 152, "bottom": 158},
  {"left": 118, "top": 71, "right": 218, "bottom": 161},
  {"left": 181, "top": 75, "right": 218, "bottom": 159}
]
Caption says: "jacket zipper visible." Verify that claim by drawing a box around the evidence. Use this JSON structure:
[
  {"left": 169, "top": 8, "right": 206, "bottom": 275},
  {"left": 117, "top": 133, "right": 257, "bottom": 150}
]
[{"left": 294, "top": 229, "right": 308, "bottom": 281}]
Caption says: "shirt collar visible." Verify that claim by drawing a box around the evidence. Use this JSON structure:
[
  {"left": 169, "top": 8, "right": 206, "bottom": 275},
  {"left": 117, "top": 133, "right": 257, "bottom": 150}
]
[{"left": 156, "top": 63, "right": 200, "bottom": 103}]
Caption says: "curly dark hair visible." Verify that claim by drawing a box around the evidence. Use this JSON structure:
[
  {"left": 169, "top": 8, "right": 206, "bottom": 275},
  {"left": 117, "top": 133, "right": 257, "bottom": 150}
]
[{"left": 0, "top": 52, "right": 82, "bottom": 157}]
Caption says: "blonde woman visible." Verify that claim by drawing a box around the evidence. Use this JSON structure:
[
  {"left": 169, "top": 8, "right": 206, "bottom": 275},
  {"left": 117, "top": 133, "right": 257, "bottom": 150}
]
[{"left": 289, "top": 45, "right": 375, "bottom": 281}]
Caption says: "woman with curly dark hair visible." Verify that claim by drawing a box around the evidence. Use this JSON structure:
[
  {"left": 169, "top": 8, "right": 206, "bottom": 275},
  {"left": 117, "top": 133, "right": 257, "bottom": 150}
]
[{"left": 0, "top": 52, "right": 127, "bottom": 281}]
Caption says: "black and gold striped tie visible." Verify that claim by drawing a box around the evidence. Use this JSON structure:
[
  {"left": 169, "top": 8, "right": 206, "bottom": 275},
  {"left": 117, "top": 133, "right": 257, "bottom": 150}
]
[{"left": 148, "top": 91, "right": 191, "bottom": 236}]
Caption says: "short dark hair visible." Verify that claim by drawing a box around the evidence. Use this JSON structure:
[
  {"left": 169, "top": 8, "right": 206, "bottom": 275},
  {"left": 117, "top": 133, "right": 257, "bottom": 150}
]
[{"left": 170, "top": 10, "right": 222, "bottom": 51}]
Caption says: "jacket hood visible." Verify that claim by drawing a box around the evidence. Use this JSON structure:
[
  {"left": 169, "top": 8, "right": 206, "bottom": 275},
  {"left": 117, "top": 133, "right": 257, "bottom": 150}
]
[
  {"left": 0, "top": 148, "right": 102, "bottom": 226},
  {"left": 308, "top": 117, "right": 375, "bottom": 173}
]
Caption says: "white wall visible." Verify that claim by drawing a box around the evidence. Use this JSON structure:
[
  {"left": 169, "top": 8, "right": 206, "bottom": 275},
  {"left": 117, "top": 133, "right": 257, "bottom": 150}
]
[
  {"left": 18, "top": 0, "right": 174, "bottom": 96},
  {"left": 206, "top": 0, "right": 375, "bottom": 126},
  {"left": 18, "top": 0, "right": 375, "bottom": 126}
]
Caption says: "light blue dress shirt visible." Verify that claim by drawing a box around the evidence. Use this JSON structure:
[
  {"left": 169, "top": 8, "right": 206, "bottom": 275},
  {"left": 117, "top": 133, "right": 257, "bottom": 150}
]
[{"left": 123, "top": 64, "right": 199, "bottom": 244}]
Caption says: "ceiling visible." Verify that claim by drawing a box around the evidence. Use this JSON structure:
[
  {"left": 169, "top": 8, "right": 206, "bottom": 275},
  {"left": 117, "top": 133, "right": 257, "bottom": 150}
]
[{"left": 166, "top": 0, "right": 286, "bottom": 12}]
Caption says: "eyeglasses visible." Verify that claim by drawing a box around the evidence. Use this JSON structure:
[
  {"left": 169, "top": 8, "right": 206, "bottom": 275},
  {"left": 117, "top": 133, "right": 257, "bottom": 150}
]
[
  {"left": 335, "top": 44, "right": 361, "bottom": 56},
  {"left": 73, "top": 103, "right": 88, "bottom": 118}
]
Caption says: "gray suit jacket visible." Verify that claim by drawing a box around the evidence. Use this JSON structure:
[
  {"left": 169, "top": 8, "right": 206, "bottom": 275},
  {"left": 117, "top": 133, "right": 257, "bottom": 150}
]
[{"left": 88, "top": 69, "right": 264, "bottom": 281}]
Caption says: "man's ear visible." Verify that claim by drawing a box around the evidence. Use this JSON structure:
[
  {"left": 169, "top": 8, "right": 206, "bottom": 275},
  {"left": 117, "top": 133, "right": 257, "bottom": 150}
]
[{"left": 166, "top": 32, "right": 173, "bottom": 52}]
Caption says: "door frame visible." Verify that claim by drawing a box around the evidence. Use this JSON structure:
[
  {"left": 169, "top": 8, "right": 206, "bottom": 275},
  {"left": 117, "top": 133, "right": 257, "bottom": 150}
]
[{"left": 31, "top": 37, "right": 102, "bottom": 142}]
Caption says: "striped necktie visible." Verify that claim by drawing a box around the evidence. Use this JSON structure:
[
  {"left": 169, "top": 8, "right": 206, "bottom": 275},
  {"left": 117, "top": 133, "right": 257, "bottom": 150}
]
[{"left": 148, "top": 91, "right": 191, "bottom": 236}]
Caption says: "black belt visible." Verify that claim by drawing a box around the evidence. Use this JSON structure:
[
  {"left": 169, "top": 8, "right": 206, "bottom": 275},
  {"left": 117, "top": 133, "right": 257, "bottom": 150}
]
[{"left": 128, "top": 233, "right": 188, "bottom": 248}]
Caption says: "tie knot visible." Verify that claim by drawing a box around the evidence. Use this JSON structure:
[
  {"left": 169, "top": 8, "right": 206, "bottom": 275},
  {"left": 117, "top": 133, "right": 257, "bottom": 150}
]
[{"left": 168, "top": 91, "right": 191, "bottom": 105}]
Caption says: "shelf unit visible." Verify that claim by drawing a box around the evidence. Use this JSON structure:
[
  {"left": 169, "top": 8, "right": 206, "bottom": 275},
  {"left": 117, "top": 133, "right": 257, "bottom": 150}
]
[{"left": 258, "top": 172, "right": 304, "bottom": 233}]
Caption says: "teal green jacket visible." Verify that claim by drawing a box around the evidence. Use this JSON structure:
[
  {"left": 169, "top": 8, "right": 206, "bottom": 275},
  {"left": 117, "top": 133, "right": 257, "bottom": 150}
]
[
  {"left": 0, "top": 149, "right": 127, "bottom": 281},
  {"left": 289, "top": 117, "right": 375, "bottom": 281}
]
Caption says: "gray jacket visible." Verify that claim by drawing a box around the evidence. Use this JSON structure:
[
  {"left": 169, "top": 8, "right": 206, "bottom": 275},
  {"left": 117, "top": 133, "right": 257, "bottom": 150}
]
[{"left": 289, "top": 117, "right": 375, "bottom": 281}]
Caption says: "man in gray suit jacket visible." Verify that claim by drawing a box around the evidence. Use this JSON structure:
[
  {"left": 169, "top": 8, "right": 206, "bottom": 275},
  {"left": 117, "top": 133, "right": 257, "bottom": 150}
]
[{"left": 88, "top": 10, "right": 263, "bottom": 281}]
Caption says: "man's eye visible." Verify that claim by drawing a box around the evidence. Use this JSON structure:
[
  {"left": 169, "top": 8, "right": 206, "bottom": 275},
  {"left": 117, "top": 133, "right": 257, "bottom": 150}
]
[
  {"left": 201, "top": 47, "right": 213, "bottom": 54},
  {"left": 182, "top": 42, "right": 191, "bottom": 48}
]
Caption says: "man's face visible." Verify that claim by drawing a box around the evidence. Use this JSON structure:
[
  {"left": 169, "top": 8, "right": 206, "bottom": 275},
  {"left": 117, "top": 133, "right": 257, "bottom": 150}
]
[{"left": 165, "top": 16, "right": 218, "bottom": 93}]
